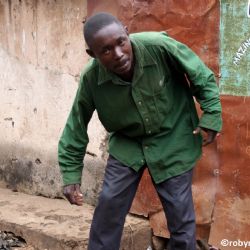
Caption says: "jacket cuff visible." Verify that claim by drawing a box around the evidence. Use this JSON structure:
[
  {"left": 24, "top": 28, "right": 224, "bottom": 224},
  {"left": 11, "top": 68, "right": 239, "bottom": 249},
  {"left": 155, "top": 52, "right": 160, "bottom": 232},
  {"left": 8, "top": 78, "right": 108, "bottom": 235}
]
[
  {"left": 62, "top": 171, "right": 82, "bottom": 186},
  {"left": 198, "top": 112, "right": 222, "bottom": 132}
]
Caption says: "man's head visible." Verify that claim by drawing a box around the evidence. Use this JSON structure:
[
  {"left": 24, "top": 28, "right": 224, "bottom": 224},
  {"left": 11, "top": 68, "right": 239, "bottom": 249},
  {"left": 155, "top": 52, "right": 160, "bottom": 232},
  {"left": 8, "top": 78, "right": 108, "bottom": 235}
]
[{"left": 83, "top": 12, "right": 134, "bottom": 81}]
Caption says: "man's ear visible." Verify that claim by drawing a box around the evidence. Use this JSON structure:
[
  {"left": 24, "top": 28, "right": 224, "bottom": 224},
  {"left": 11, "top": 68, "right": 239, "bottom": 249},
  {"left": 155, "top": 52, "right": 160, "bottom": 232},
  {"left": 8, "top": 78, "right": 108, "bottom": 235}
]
[
  {"left": 86, "top": 49, "right": 96, "bottom": 58},
  {"left": 124, "top": 26, "right": 129, "bottom": 35}
]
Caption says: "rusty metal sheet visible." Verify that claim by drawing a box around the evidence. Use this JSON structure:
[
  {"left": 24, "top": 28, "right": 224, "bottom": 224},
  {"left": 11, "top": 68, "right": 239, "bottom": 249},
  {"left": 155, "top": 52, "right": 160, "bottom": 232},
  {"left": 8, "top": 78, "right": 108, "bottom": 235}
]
[
  {"left": 208, "top": 96, "right": 250, "bottom": 249},
  {"left": 87, "top": 0, "right": 220, "bottom": 241},
  {"left": 117, "top": 0, "right": 220, "bottom": 74},
  {"left": 87, "top": 0, "right": 119, "bottom": 18},
  {"left": 116, "top": 0, "right": 220, "bottom": 240},
  {"left": 87, "top": 0, "right": 220, "bottom": 73}
]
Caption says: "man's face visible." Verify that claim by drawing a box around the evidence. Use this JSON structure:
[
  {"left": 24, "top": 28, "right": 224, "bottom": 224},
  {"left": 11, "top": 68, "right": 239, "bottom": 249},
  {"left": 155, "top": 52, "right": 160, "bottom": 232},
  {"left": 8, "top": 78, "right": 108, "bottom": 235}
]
[{"left": 87, "top": 23, "right": 134, "bottom": 80}]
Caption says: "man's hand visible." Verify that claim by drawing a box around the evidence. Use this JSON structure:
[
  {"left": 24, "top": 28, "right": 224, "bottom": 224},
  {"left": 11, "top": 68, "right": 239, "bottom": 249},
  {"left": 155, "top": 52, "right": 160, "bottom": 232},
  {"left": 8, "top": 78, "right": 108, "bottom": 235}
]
[
  {"left": 63, "top": 184, "right": 83, "bottom": 206},
  {"left": 193, "top": 127, "right": 219, "bottom": 146}
]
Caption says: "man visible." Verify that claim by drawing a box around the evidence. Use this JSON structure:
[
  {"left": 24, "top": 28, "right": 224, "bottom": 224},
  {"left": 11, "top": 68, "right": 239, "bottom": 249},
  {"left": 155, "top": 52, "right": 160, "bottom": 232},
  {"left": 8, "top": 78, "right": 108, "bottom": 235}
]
[{"left": 58, "top": 12, "right": 222, "bottom": 250}]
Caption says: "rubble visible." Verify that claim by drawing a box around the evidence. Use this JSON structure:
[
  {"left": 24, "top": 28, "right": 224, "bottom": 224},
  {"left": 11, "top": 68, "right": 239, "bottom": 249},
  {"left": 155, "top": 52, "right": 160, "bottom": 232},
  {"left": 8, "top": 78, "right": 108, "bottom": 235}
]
[{"left": 0, "top": 231, "right": 26, "bottom": 250}]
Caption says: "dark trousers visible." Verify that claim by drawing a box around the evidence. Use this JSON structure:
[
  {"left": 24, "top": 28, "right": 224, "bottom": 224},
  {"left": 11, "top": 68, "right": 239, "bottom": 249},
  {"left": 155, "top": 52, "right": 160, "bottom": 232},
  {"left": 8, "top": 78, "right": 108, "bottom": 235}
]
[{"left": 88, "top": 155, "right": 196, "bottom": 250}]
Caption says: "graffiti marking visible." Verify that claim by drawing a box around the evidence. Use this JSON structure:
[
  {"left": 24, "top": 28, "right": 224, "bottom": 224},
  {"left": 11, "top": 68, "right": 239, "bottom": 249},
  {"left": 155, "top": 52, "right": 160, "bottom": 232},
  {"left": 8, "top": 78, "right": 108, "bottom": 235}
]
[{"left": 233, "top": 38, "right": 250, "bottom": 65}]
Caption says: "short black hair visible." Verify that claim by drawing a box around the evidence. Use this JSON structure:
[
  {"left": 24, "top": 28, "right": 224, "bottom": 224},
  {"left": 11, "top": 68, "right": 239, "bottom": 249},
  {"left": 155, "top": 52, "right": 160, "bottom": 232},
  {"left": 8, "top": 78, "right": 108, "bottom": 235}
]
[{"left": 83, "top": 12, "right": 123, "bottom": 47}]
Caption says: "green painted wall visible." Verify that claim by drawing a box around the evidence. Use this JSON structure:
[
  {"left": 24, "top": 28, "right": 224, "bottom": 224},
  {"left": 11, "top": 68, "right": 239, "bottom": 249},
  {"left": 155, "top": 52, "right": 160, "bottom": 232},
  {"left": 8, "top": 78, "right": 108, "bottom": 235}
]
[{"left": 220, "top": 0, "right": 250, "bottom": 96}]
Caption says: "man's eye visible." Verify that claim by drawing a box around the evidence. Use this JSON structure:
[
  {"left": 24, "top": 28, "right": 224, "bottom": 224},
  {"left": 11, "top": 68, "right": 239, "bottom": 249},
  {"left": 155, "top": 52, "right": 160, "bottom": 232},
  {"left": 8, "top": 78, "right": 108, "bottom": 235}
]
[
  {"left": 103, "top": 49, "right": 110, "bottom": 55},
  {"left": 118, "top": 39, "right": 125, "bottom": 46}
]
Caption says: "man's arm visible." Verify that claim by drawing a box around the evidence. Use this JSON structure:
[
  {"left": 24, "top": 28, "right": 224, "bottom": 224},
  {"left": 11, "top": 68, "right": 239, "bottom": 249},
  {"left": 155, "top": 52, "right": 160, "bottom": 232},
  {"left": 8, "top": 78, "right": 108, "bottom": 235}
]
[
  {"left": 58, "top": 74, "right": 95, "bottom": 205},
  {"left": 161, "top": 33, "right": 222, "bottom": 145}
]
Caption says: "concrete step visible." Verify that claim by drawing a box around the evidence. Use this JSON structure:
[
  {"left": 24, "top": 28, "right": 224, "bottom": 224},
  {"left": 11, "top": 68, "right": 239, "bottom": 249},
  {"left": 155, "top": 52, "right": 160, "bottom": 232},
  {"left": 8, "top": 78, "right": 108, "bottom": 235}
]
[{"left": 0, "top": 188, "right": 151, "bottom": 250}]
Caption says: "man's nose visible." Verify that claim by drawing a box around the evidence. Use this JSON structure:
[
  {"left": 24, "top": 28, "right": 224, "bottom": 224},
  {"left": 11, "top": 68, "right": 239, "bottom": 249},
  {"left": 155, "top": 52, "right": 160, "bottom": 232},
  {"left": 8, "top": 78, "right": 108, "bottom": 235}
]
[{"left": 114, "top": 47, "right": 123, "bottom": 60}]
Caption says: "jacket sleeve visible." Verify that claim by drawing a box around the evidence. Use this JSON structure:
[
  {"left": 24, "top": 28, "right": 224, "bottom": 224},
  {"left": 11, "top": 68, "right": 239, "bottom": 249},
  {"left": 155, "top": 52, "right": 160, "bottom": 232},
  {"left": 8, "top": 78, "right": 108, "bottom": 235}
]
[
  {"left": 161, "top": 32, "right": 222, "bottom": 132},
  {"left": 58, "top": 74, "right": 95, "bottom": 185}
]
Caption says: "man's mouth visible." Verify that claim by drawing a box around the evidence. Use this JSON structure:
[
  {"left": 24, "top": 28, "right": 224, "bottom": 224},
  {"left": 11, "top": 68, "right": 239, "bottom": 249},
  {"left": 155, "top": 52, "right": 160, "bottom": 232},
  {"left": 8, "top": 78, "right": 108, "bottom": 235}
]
[{"left": 115, "top": 60, "right": 130, "bottom": 72}]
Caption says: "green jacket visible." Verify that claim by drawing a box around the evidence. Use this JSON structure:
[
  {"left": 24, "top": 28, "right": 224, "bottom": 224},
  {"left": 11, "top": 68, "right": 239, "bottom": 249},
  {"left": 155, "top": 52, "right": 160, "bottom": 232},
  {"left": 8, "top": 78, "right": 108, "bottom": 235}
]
[{"left": 58, "top": 32, "right": 222, "bottom": 185}]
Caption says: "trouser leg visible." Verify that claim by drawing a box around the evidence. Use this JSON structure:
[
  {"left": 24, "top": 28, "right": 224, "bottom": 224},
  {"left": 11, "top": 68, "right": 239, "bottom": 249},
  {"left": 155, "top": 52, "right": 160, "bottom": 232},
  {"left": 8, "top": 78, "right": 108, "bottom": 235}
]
[
  {"left": 154, "top": 169, "right": 196, "bottom": 250},
  {"left": 88, "top": 155, "right": 144, "bottom": 250}
]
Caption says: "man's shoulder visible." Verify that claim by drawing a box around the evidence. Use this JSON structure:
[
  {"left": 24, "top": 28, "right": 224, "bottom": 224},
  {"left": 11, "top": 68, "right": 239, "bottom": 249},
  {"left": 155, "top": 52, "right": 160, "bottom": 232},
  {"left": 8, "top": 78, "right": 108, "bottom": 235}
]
[{"left": 130, "top": 31, "right": 169, "bottom": 47}]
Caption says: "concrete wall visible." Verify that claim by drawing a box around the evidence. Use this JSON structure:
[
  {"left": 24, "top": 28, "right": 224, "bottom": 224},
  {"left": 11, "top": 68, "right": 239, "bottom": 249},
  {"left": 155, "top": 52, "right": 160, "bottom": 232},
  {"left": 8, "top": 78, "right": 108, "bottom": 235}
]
[{"left": 0, "top": 0, "right": 107, "bottom": 205}]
